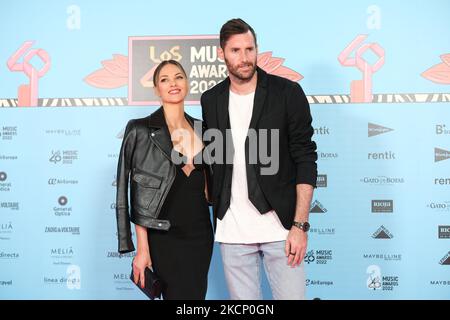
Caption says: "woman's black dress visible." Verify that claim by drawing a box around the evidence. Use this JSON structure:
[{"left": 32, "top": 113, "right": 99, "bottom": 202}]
[{"left": 147, "top": 151, "right": 213, "bottom": 300}]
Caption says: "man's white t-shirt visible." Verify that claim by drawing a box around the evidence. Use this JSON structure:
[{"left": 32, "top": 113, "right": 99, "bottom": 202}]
[{"left": 214, "top": 90, "right": 289, "bottom": 244}]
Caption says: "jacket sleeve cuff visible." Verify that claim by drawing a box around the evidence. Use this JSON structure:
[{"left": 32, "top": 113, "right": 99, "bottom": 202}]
[
  {"left": 118, "top": 238, "right": 135, "bottom": 254},
  {"left": 296, "top": 162, "right": 318, "bottom": 188}
]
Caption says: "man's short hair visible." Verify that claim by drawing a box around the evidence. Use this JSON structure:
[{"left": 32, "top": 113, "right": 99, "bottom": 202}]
[{"left": 219, "top": 18, "right": 257, "bottom": 49}]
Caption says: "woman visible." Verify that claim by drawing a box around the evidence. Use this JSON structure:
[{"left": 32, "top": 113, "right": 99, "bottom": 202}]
[{"left": 115, "top": 60, "right": 213, "bottom": 300}]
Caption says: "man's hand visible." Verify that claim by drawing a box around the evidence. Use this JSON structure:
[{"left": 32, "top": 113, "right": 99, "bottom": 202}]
[{"left": 285, "top": 227, "right": 308, "bottom": 267}]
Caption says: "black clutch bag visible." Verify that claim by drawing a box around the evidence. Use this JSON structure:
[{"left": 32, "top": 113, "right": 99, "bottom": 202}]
[{"left": 130, "top": 266, "right": 163, "bottom": 300}]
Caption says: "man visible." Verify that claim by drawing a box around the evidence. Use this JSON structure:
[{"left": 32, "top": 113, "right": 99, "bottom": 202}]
[{"left": 201, "top": 18, "right": 317, "bottom": 300}]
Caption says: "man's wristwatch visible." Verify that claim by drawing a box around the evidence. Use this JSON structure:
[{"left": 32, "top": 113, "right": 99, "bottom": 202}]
[{"left": 292, "top": 221, "right": 310, "bottom": 232}]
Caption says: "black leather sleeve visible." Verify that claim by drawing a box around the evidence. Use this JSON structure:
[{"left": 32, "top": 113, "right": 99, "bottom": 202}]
[{"left": 116, "top": 120, "right": 137, "bottom": 253}]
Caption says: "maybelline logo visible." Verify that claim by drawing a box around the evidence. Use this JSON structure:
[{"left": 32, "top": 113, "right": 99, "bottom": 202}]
[
  {"left": 318, "top": 151, "right": 338, "bottom": 160},
  {"left": 368, "top": 123, "right": 393, "bottom": 137},
  {"left": 316, "top": 174, "right": 327, "bottom": 188},
  {"left": 310, "top": 227, "right": 335, "bottom": 235},
  {"left": 368, "top": 151, "right": 396, "bottom": 160},
  {"left": 0, "top": 202, "right": 19, "bottom": 211},
  {"left": 0, "top": 280, "right": 13, "bottom": 286},
  {"left": 436, "top": 124, "right": 450, "bottom": 135},
  {"left": 45, "top": 226, "right": 80, "bottom": 235},
  {"left": 435, "top": 147, "right": 450, "bottom": 162},
  {"left": 45, "top": 129, "right": 81, "bottom": 136},
  {"left": 367, "top": 265, "right": 399, "bottom": 291},
  {"left": 310, "top": 200, "right": 327, "bottom": 213},
  {"left": 306, "top": 279, "right": 334, "bottom": 287},
  {"left": 0, "top": 155, "right": 18, "bottom": 161},
  {"left": 107, "top": 251, "right": 136, "bottom": 259},
  {"left": 108, "top": 153, "right": 119, "bottom": 159},
  {"left": 372, "top": 225, "right": 393, "bottom": 239},
  {"left": 427, "top": 201, "right": 450, "bottom": 212},
  {"left": 48, "top": 178, "right": 79, "bottom": 185},
  {"left": 1, "top": 126, "right": 18, "bottom": 140},
  {"left": 360, "top": 176, "right": 405, "bottom": 185},
  {"left": 0, "top": 251, "right": 19, "bottom": 259},
  {"left": 54, "top": 196, "right": 72, "bottom": 217},
  {"left": 371, "top": 200, "right": 394, "bottom": 213},
  {"left": 314, "top": 126, "right": 330, "bottom": 135},
  {"left": 0, "top": 172, "right": 12, "bottom": 192},
  {"left": 304, "top": 250, "right": 333, "bottom": 264},
  {"left": 439, "top": 252, "right": 450, "bottom": 265},
  {"left": 438, "top": 226, "right": 450, "bottom": 239},
  {"left": 434, "top": 177, "right": 450, "bottom": 185},
  {"left": 49, "top": 150, "right": 79, "bottom": 164},
  {"left": 430, "top": 280, "right": 450, "bottom": 286},
  {"left": 363, "top": 253, "right": 402, "bottom": 261}
]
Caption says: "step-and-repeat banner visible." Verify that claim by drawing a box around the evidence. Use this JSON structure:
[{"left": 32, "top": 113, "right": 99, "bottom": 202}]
[{"left": 1, "top": 1, "right": 449, "bottom": 299}]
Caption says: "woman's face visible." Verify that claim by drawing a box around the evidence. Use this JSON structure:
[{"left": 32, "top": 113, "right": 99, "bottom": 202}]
[{"left": 154, "top": 63, "right": 188, "bottom": 105}]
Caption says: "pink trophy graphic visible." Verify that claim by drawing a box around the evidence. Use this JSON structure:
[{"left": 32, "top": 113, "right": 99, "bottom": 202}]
[
  {"left": 338, "top": 35, "right": 385, "bottom": 103},
  {"left": 7, "top": 41, "right": 51, "bottom": 107}
]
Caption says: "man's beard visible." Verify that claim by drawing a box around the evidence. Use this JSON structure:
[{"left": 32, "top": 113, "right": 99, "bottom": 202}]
[{"left": 224, "top": 57, "right": 257, "bottom": 82}]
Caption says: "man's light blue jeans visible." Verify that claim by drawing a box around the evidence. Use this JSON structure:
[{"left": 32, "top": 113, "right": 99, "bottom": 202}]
[{"left": 220, "top": 241, "right": 306, "bottom": 300}]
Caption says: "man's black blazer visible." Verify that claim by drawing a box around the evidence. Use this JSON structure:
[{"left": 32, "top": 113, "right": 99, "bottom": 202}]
[{"left": 201, "top": 67, "right": 317, "bottom": 230}]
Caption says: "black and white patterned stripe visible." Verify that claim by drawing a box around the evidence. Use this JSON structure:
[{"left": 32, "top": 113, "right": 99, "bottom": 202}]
[{"left": 1, "top": 94, "right": 450, "bottom": 107}]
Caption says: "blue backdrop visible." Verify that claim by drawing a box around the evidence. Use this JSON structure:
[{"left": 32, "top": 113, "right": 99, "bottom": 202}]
[{"left": 1, "top": 0, "right": 449, "bottom": 299}]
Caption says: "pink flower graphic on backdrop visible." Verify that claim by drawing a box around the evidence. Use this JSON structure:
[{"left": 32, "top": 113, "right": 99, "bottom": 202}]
[
  {"left": 84, "top": 54, "right": 128, "bottom": 88},
  {"left": 84, "top": 52, "right": 303, "bottom": 89},
  {"left": 257, "top": 52, "right": 303, "bottom": 81},
  {"left": 421, "top": 54, "right": 450, "bottom": 84}
]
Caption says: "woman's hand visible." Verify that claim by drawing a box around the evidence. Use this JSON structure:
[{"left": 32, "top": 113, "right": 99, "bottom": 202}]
[{"left": 132, "top": 250, "right": 152, "bottom": 289}]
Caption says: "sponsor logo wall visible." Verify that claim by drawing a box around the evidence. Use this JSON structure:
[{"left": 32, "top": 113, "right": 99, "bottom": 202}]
[{"left": 1, "top": 1, "right": 449, "bottom": 299}]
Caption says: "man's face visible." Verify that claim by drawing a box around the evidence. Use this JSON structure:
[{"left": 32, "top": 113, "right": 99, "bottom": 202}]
[{"left": 219, "top": 31, "right": 258, "bottom": 82}]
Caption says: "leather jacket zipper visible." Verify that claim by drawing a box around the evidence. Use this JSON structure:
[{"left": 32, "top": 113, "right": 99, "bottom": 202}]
[{"left": 149, "top": 133, "right": 177, "bottom": 218}]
